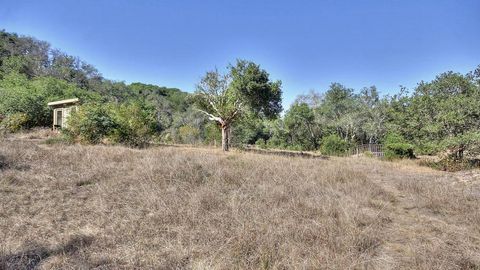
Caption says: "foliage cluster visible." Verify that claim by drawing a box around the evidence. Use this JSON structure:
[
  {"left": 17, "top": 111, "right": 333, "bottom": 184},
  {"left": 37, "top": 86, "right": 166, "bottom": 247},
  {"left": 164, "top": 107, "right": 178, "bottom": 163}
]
[
  {"left": 383, "top": 133, "right": 415, "bottom": 160},
  {"left": 0, "top": 112, "right": 29, "bottom": 133},
  {"left": 65, "top": 102, "right": 156, "bottom": 147},
  {"left": 1, "top": 30, "right": 480, "bottom": 163},
  {"left": 320, "top": 134, "right": 350, "bottom": 156}
]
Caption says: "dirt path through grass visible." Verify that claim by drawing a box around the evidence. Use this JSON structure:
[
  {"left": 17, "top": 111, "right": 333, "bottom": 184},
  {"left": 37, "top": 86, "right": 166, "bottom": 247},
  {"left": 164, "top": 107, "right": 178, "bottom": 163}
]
[{"left": 373, "top": 166, "right": 480, "bottom": 269}]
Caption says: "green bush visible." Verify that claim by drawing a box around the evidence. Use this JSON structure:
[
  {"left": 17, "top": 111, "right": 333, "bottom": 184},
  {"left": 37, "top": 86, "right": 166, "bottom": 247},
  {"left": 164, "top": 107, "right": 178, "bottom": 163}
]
[
  {"left": 415, "top": 142, "right": 441, "bottom": 156},
  {"left": 321, "top": 134, "right": 349, "bottom": 156},
  {"left": 203, "top": 122, "right": 221, "bottom": 146},
  {"left": 66, "top": 102, "right": 155, "bottom": 147},
  {"left": 266, "top": 136, "right": 286, "bottom": 149},
  {"left": 383, "top": 133, "right": 415, "bottom": 159},
  {"left": 178, "top": 125, "right": 201, "bottom": 145},
  {"left": 160, "top": 132, "right": 173, "bottom": 144},
  {"left": 255, "top": 138, "right": 267, "bottom": 149},
  {"left": 0, "top": 113, "right": 29, "bottom": 133},
  {"left": 286, "top": 144, "right": 304, "bottom": 151},
  {"left": 384, "top": 143, "right": 415, "bottom": 159},
  {"left": 364, "top": 151, "right": 374, "bottom": 158},
  {"left": 65, "top": 103, "right": 117, "bottom": 144},
  {"left": 109, "top": 102, "right": 156, "bottom": 147}
]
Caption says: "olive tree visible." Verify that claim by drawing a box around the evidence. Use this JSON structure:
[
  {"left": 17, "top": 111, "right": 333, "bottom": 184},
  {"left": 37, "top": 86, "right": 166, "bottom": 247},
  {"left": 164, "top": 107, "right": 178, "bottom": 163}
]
[{"left": 194, "top": 60, "right": 282, "bottom": 151}]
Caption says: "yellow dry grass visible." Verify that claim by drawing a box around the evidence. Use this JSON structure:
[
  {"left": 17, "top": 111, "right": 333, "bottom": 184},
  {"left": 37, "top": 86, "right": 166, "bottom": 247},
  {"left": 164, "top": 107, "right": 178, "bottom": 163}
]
[{"left": 0, "top": 138, "right": 479, "bottom": 269}]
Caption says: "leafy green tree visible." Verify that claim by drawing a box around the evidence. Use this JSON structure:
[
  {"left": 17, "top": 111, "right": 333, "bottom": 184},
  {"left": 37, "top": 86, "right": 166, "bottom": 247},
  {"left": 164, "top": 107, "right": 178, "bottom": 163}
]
[
  {"left": 318, "top": 83, "right": 359, "bottom": 141},
  {"left": 384, "top": 87, "right": 413, "bottom": 141},
  {"left": 265, "top": 119, "right": 290, "bottom": 149},
  {"left": 409, "top": 71, "right": 480, "bottom": 157},
  {"left": 357, "top": 86, "right": 388, "bottom": 143},
  {"left": 284, "top": 102, "right": 320, "bottom": 150},
  {"left": 0, "top": 31, "right": 50, "bottom": 78},
  {"left": 230, "top": 114, "right": 268, "bottom": 146},
  {"left": 194, "top": 60, "right": 282, "bottom": 151},
  {"left": 0, "top": 55, "right": 35, "bottom": 77}
]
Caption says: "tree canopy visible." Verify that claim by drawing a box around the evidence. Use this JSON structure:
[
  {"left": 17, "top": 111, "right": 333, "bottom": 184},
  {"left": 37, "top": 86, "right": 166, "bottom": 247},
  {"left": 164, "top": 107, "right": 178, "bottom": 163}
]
[{"left": 194, "top": 59, "right": 282, "bottom": 151}]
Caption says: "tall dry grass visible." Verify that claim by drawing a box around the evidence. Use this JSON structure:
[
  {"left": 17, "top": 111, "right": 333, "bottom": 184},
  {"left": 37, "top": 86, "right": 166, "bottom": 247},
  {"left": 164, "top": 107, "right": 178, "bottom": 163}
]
[{"left": 0, "top": 139, "right": 479, "bottom": 269}]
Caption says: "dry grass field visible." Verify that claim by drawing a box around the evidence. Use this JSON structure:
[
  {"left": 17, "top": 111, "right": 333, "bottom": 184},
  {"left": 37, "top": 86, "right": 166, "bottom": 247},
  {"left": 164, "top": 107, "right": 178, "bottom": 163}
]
[{"left": 1, "top": 136, "right": 480, "bottom": 269}]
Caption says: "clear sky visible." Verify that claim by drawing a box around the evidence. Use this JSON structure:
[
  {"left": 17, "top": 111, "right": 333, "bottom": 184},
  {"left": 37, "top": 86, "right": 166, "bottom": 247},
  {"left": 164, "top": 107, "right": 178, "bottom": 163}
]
[{"left": 1, "top": 0, "right": 479, "bottom": 108}]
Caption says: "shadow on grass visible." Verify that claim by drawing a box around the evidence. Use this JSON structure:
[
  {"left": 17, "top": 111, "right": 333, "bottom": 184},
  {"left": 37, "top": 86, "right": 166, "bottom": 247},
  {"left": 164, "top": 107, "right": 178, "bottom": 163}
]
[
  {"left": 241, "top": 147, "right": 329, "bottom": 159},
  {"left": 0, "top": 154, "right": 6, "bottom": 170},
  {"left": 419, "top": 158, "right": 480, "bottom": 172},
  {"left": 0, "top": 154, "right": 30, "bottom": 172},
  {"left": 0, "top": 235, "right": 105, "bottom": 270}
]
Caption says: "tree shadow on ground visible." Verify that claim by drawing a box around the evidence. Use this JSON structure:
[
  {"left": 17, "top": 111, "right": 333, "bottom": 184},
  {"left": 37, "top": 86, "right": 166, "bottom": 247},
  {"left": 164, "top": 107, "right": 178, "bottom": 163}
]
[
  {"left": 0, "top": 154, "right": 31, "bottom": 172},
  {"left": 0, "top": 154, "right": 7, "bottom": 170},
  {"left": 0, "top": 235, "right": 107, "bottom": 270},
  {"left": 242, "top": 147, "right": 329, "bottom": 159}
]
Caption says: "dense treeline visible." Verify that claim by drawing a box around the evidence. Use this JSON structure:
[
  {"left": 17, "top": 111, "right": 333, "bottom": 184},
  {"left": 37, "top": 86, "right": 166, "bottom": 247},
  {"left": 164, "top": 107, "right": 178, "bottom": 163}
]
[
  {"left": 260, "top": 70, "right": 480, "bottom": 159},
  {"left": 0, "top": 30, "right": 212, "bottom": 144},
  {"left": 1, "top": 30, "right": 480, "bottom": 162}
]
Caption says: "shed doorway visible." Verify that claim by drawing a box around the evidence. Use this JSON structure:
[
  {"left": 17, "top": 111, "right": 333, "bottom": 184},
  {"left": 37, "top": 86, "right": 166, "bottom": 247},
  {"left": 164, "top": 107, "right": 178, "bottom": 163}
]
[{"left": 56, "top": 110, "right": 63, "bottom": 128}]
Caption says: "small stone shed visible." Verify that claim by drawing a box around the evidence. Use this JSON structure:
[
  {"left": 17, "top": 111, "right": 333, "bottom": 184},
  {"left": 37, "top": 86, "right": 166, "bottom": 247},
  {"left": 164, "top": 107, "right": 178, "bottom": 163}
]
[{"left": 47, "top": 98, "right": 80, "bottom": 129}]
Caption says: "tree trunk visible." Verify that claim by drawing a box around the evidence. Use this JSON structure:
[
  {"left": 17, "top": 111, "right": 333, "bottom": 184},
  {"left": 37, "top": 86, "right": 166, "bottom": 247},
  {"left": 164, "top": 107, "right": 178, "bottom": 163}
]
[{"left": 221, "top": 124, "right": 229, "bottom": 151}]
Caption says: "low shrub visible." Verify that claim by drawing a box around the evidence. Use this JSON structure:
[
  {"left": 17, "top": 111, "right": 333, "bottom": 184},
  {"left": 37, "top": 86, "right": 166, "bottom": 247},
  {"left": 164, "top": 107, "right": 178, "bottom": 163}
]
[
  {"left": 203, "top": 122, "right": 221, "bottom": 146},
  {"left": 0, "top": 113, "right": 29, "bottom": 133},
  {"left": 383, "top": 133, "right": 415, "bottom": 159},
  {"left": 266, "top": 137, "right": 286, "bottom": 149},
  {"left": 255, "top": 138, "right": 267, "bottom": 149},
  {"left": 109, "top": 102, "right": 156, "bottom": 148},
  {"left": 65, "top": 102, "right": 155, "bottom": 147},
  {"left": 160, "top": 132, "right": 174, "bottom": 144},
  {"left": 384, "top": 142, "right": 415, "bottom": 160},
  {"left": 65, "top": 103, "right": 117, "bottom": 144},
  {"left": 321, "top": 134, "right": 349, "bottom": 156},
  {"left": 415, "top": 141, "right": 441, "bottom": 156},
  {"left": 363, "top": 151, "right": 374, "bottom": 158},
  {"left": 286, "top": 144, "right": 305, "bottom": 151},
  {"left": 178, "top": 125, "right": 201, "bottom": 145}
]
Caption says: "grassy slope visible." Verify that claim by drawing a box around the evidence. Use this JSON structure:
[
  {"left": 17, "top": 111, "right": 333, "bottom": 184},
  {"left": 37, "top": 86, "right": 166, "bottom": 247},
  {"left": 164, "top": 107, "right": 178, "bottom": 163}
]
[{"left": 0, "top": 137, "right": 479, "bottom": 269}]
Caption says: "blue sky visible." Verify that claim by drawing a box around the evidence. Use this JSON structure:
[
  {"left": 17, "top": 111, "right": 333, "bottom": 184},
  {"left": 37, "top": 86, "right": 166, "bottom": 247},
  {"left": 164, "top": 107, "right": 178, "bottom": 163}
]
[{"left": 1, "top": 0, "right": 479, "bottom": 108}]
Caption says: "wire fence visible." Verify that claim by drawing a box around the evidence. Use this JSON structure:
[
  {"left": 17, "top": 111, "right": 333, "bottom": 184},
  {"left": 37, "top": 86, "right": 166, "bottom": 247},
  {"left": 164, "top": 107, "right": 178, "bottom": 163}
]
[{"left": 350, "top": 144, "right": 384, "bottom": 157}]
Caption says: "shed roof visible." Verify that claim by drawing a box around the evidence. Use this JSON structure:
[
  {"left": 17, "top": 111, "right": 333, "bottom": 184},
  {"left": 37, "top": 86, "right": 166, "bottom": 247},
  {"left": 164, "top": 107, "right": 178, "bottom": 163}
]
[{"left": 47, "top": 98, "right": 80, "bottom": 107}]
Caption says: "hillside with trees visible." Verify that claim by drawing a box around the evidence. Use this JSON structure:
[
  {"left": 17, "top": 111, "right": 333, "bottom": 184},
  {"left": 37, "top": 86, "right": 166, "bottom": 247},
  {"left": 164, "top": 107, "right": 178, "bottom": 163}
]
[{"left": 1, "top": 30, "right": 480, "bottom": 167}]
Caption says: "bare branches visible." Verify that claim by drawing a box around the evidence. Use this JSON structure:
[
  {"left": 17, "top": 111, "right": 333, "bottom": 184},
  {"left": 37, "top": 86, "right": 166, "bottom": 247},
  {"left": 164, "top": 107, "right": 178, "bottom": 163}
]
[{"left": 195, "top": 109, "right": 225, "bottom": 125}]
